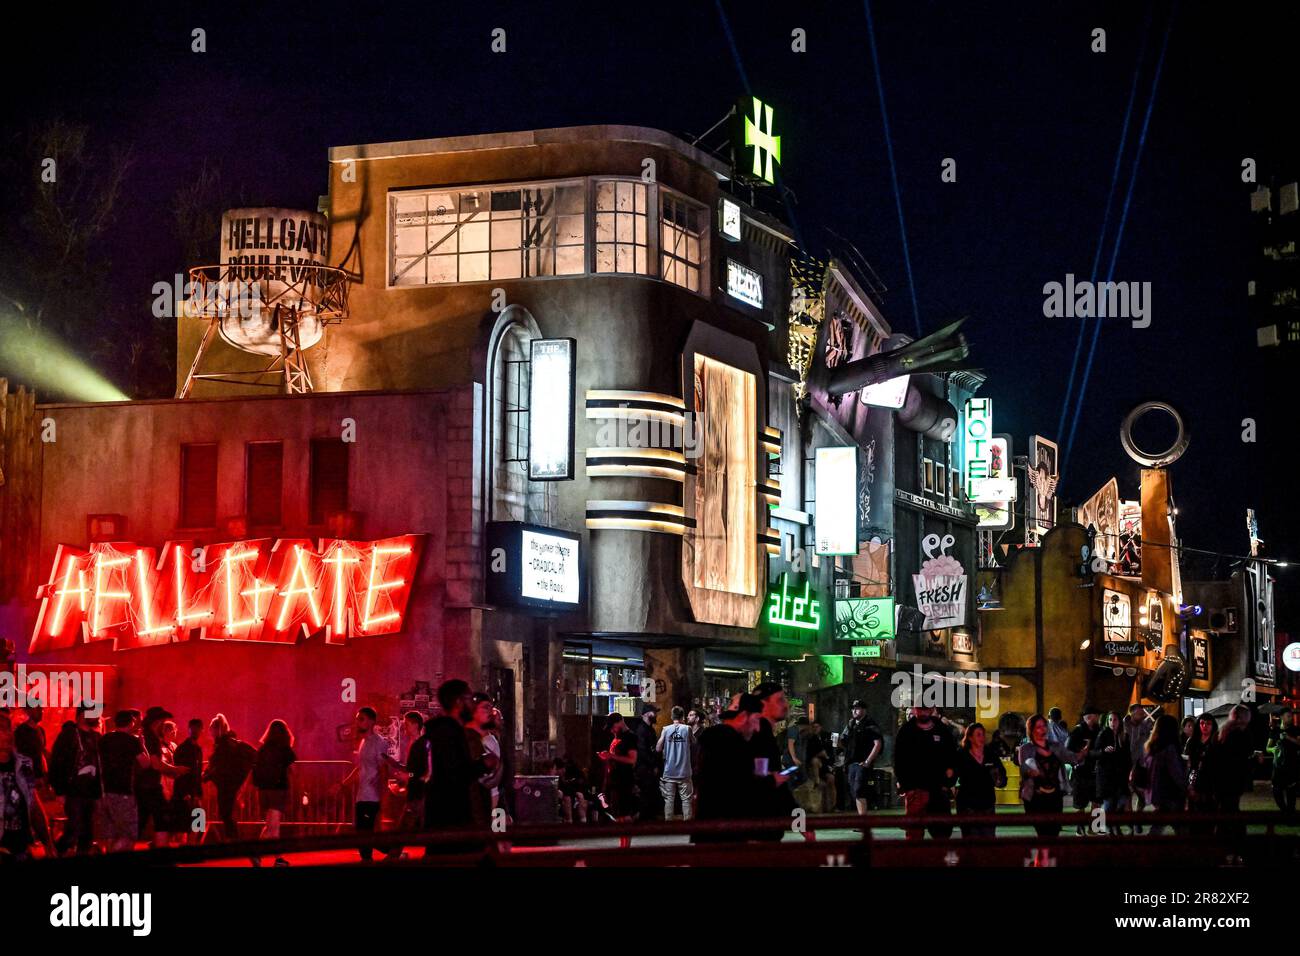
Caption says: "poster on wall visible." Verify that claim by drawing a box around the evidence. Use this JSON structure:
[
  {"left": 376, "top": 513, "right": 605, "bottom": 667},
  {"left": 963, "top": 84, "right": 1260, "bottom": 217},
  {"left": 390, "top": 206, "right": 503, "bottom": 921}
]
[
  {"left": 486, "top": 522, "right": 581, "bottom": 610},
  {"left": 1102, "top": 588, "right": 1132, "bottom": 645},
  {"left": 1027, "top": 435, "right": 1059, "bottom": 536},
  {"left": 1191, "top": 634, "right": 1210, "bottom": 682},
  {"left": 1077, "top": 477, "right": 1120, "bottom": 567},
  {"left": 975, "top": 433, "right": 1015, "bottom": 530},
  {"left": 911, "top": 534, "right": 967, "bottom": 630},
  {"left": 1116, "top": 500, "right": 1142, "bottom": 575}
]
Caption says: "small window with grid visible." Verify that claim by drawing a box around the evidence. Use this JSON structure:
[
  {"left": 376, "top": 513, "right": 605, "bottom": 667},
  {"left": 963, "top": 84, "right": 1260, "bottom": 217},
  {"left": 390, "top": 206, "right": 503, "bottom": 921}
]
[
  {"left": 594, "top": 180, "right": 649, "bottom": 275},
  {"left": 660, "top": 191, "right": 708, "bottom": 293},
  {"left": 390, "top": 181, "right": 585, "bottom": 286}
]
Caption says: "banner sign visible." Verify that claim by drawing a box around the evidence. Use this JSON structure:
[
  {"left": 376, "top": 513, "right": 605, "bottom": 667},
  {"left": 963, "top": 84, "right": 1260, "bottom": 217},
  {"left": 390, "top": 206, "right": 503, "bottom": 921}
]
[
  {"left": 911, "top": 533, "right": 967, "bottom": 630},
  {"left": 31, "top": 535, "right": 424, "bottom": 653},
  {"left": 833, "top": 596, "right": 894, "bottom": 641}
]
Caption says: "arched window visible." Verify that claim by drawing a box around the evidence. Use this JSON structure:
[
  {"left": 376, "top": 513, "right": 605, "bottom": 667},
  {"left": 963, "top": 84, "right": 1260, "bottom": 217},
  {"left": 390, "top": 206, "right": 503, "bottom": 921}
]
[{"left": 486, "top": 308, "right": 554, "bottom": 525}]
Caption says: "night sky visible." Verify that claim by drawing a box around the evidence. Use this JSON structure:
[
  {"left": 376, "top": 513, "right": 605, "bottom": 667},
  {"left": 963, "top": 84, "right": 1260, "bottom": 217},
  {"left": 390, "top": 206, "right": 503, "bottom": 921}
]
[{"left": 3, "top": 2, "right": 1295, "bottom": 604}]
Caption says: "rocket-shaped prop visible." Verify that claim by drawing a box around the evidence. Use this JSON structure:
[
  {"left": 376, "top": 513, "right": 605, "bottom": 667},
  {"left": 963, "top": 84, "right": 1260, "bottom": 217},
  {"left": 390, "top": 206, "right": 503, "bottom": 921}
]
[{"left": 826, "top": 319, "right": 971, "bottom": 395}]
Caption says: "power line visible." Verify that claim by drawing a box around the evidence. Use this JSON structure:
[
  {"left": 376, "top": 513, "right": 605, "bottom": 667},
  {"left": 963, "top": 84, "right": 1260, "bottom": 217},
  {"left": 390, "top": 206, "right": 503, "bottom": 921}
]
[
  {"left": 1063, "top": 4, "right": 1178, "bottom": 470},
  {"left": 1056, "top": 8, "right": 1154, "bottom": 442},
  {"left": 863, "top": 0, "right": 922, "bottom": 337}
]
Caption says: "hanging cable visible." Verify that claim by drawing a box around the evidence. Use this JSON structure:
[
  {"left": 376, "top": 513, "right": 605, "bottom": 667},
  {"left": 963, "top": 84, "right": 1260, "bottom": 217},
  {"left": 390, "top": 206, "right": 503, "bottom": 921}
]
[
  {"left": 863, "top": 0, "right": 922, "bottom": 337},
  {"left": 1056, "top": 7, "right": 1154, "bottom": 442},
  {"left": 1063, "top": 3, "right": 1178, "bottom": 471}
]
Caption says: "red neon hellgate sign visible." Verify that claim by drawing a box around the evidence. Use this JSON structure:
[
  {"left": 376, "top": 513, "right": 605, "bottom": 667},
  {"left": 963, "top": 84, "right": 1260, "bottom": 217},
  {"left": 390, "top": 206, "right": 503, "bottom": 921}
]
[{"left": 30, "top": 535, "right": 425, "bottom": 653}]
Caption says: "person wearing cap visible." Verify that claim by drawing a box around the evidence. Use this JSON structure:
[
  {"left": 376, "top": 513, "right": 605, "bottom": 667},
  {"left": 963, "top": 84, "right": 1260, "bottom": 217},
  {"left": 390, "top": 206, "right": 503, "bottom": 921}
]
[
  {"left": 893, "top": 705, "right": 959, "bottom": 840},
  {"left": 841, "top": 700, "right": 883, "bottom": 815},
  {"left": 634, "top": 703, "right": 663, "bottom": 820},
  {"left": 1066, "top": 706, "right": 1101, "bottom": 833},
  {"left": 693, "top": 693, "right": 770, "bottom": 842}
]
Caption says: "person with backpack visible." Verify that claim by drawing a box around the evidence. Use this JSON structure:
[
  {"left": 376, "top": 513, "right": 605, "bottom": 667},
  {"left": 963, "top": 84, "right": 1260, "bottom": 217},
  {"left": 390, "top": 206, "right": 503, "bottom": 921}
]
[
  {"left": 655, "top": 706, "right": 697, "bottom": 820},
  {"left": 48, "top": 706, "right": 103, "bottom": 856},
  {"left": 202, "top": 713, "right": 257, "bottom": 843},
  {"left": 251, "top": 719, "right": 296, "bottom": 866}
]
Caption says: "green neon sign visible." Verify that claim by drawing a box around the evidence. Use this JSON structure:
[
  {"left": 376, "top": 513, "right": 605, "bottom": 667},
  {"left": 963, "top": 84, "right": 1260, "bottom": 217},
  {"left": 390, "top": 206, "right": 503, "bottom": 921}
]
[
  {"left": 742, "top": 96, "right": 782, "bottom": 184},
  {"left": 852, "top": 644, "right": 882, "bottom": 659},
  {"left": 767, "top": 573, "right": 821, "bottom": 631}
]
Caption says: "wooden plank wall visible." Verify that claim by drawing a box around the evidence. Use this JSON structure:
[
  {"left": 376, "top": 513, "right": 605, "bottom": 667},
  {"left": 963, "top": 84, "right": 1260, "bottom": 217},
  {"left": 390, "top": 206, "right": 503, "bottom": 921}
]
[{"left": 0, "top": 378, "right": 41, "bottom": 604}]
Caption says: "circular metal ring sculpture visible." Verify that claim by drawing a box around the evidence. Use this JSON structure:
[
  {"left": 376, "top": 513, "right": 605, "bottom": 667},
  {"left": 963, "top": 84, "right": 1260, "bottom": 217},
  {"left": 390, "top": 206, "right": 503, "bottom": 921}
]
[{"left": 1120, "top": 401, "right": 1189, "bottom": 467}]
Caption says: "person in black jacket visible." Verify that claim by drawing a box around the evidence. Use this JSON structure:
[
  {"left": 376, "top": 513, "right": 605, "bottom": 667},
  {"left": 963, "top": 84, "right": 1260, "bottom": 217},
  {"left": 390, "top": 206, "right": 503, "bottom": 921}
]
[
  {"left": 954, "top": 723, "right": 1006, "bottom": 837},
  {"left": 202, "top": 713, "right": 257, "bottom": 843},
  {"left": 1094, "top": 711, "right": 1131, "bottom": 833},
  {"left": 1215, "top": 705, "right": 1255, "bottom": 842},
  {"left": 894, "top": 705, "right": 958, "bottom": 840},
  {"left": 633, "top": 704, "right": 662, "bottom": 821},
  {"left": 171, "top": 719, "right": 205, "bottom": 845},
  {"left": 693, "top": 694, "right": 772, "bottom": 843},
  {"left": 48, "top": 707, "right": 103, "bottom": 856},
  {"left": 1066, "top": 707, "right": 1102, "bottom": 834},
  {"left": 1183, "top": 714, "right": 1218, "bottom": 834}
]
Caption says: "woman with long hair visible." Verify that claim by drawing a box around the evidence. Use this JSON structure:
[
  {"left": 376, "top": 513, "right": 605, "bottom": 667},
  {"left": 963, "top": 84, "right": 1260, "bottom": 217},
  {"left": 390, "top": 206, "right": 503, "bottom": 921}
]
[
  {"left": 1016, "top": 713, "right": 1084, "bottom": 838},
  {"left": 1184, "top": 714, "right": 1219, "bottom": 832},
  {"left": 1145, "top": 713, "right": 1187, "bottom": 836},
  {"left": 955, "top": 723, "right": 1006, "bottom": 838},
  {"left": 251, "top": 719, "right": 296, "bottom": 866},
  {"left": 1094, "top": 711, "right": 1131, "bottom": 833}
]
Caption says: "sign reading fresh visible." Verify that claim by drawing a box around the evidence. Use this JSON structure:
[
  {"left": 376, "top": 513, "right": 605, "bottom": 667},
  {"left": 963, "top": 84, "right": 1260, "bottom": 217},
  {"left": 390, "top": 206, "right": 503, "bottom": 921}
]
[{"left": 911, "top": 534, "right": 967, "bottom": 630}]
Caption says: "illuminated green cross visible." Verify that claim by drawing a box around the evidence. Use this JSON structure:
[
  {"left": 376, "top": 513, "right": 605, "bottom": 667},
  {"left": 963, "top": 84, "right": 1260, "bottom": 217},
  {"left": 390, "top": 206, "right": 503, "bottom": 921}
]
[{"left": 743, "top": 96, "right": 781, "bottom": 184}]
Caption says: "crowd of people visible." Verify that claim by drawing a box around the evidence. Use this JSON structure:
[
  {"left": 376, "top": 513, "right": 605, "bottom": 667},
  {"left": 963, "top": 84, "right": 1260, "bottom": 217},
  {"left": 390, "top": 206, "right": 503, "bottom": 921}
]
[
  {"left": 0, "top": 678, "right": 507, "bottom": 864},
  {"left": 1, "top": 686, "right": 1295, "bottom": 862}
]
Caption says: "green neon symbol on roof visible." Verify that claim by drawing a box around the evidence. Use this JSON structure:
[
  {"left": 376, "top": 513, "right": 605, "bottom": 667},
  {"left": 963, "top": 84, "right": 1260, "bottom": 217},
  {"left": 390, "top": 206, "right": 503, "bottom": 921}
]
[
  {"left": 743, "top": 96, "right": 782, "bottom": 184},
  {"left": 767, "top": 573, "right": 821, "bottom": 631}
]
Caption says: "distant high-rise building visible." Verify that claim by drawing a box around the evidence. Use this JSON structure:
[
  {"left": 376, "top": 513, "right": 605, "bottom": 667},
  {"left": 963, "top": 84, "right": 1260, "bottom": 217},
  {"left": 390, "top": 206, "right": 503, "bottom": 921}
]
[{"left": 1249, "top": 179, "right": 1300, "bottom": 352}]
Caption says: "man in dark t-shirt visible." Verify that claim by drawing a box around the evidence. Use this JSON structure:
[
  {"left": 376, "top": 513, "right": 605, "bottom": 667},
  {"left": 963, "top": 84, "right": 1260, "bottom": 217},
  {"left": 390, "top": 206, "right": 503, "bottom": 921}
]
[
  {"left": 694, "top": 694, "right": 771, "bottom": 842},
  {"left": 98, "top": 710, "right": 150, "bottom": 852},
  {"left": 749, "top": 683, "right": 796, "bottom": 835},
  {"left": 842, "top": 701, "right": 884, "bottom": 814},
  {"left": 601, "top": 715, "right": 638, "bottom": 821}
]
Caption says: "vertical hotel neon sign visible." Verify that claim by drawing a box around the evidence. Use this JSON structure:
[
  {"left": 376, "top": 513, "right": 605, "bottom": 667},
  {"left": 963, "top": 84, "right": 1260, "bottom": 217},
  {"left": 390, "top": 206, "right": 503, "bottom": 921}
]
[{"left": 31, "top": 535, "right": 424, "bottom": 652}]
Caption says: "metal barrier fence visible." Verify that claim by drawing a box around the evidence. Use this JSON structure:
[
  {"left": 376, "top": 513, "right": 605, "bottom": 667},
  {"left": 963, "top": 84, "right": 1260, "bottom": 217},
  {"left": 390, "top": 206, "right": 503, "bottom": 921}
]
[{"left": 29, "top": 810, "right": 1300, "bottom": 868}]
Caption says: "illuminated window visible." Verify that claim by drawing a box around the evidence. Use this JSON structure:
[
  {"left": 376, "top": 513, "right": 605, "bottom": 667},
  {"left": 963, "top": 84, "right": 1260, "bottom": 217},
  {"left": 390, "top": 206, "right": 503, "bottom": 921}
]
[
  {"left": 245, "top": 442, "right": 283, "bottom": 527},
  {"left": 595, "top": 180, "right": 649, "bottom": 275},
  {"left": 179, "top": 443, "right": 218, "bottom": 530},
  {"left": 489, "top": 317, "right": 553, "bottom": 525},
  {"left": 390, "top": 181, "right": 585, "bottom": 286},
  {"left": 951, "top": 469, "right": 962, "bottom": 500},
  {"left": 935, "top": 464, "right": 947, "bottom": 500},
  {"left": 309, "top": 438, "right": 349, "bottom": 525},
  {"left": 692, "top": 355, "right": 757, "bottom": 596},
  {"left": 661, "top": 191, "right": 708, "bottom": 293},
  {"left": 923, "top": 459, "right": 935, "bottom": 494}
]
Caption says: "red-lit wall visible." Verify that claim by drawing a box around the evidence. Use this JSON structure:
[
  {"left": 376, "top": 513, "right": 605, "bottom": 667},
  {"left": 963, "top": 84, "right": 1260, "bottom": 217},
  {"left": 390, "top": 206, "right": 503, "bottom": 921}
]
[{"left": 6, "top": 386, "right": 483, "bottom": 759}]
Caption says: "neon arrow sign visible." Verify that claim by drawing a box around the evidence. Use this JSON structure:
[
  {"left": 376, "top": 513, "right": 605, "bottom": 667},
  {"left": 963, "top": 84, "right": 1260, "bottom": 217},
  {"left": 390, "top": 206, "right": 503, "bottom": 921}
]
[{"left": 766, "top": 573, "right": 822, "bottom": 632}]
